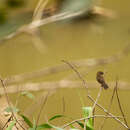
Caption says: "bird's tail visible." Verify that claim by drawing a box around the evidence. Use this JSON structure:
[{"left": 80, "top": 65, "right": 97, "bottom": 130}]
[{"left": 102, "top": 82, "right": 109, "bottom": 89}]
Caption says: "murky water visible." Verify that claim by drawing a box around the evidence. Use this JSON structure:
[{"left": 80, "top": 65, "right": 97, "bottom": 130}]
[{"left": 0, "top": 0, "right": 130, "bottom": 129}]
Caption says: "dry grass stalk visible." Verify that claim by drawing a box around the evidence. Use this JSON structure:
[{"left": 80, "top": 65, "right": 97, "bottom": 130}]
[
  {"left": 115, "top": 80, "right": 129, "bottom": 128},
  {"left": 92, "top": 87, "right": 103, "bottom": 110},
  {"left": 62, "top": 60, "right": 129, "bottom": 129},
  {"left": 62, "top": 60, "right": 90, "bottom": 94},
  {"left": 35, "top": 92, "right": 49, "bottom": 129},
  {"left": 88, "top": 95, "right": 129, "bottom": 129},
  {"left": 0, "top": 77, "right": 27, "bottom": 130},
  {"left": 33, "top": 0, "right": 49, "bottom": 21},
  {"left": 62, "top": 115, "right": 123, "bottom": 129},
  {"left": 99, "top": 80, "right": 117, "bottom": 130},
  {"left": 25, "top": 91, "right": 56, "bottom": 117}
]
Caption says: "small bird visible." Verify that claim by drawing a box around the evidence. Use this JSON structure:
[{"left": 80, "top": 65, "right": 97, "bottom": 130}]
[{"left": 96, "top": 71, "right": 109, "bottom": 89}]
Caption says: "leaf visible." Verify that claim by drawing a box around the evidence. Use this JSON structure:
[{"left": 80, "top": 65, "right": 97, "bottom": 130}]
[
  {"left": 82, "top": 107, "right": 93, "bottom": 130},
  {"left": 20, "top": 114, "right": 33, "bottom": 128},
  {"left": 75, "top": 121, "right": 84, "bottom": 128},
  {"left": 6, "top": 120, "right": 16, "bottom": 130},
  {"left": 30, "top": 123, "right": 63, "bottom": 130},
  {"left": 82, "top": 107, "right": 92, "bottom": 117},
  {"left": 37, "top": 123, "right": 53, "bottom": 129},
  {"left": 28, "top": 119, "right": 37, "bottom": 130},
  {"left": 21, "top": 91, "right": 35, "bottom": 99},
  {"left": 49, "top": 115, "right": 64, "bottom": 121},
  {"left": 68, "top": 124, "right": 79, "bottom": 130},
  {"left": 69, "top": 124, "right": 75, "bottom": 129},
  {"left": 5, "top": 106, "right": 20, "bottom": 113},
  {"left": 28, "top": 123, "right": 52, "bottom": 130}
]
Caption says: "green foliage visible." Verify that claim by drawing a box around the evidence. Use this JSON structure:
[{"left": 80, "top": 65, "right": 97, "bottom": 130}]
[
  {"left": 20, "top": 115, "right": 62, "bottom": 130},
  {"left": 21, "top": 91, "right": 35, "bottom": 100},
  {"left": 20, "top": 114, "right": 65, "bottom": 129},
  {"left": 28, "top": 118, "right": 37, "bottom": 130},
  {"left": 4, "top": 106, "right": 20, "bottom": 113},
  {"left": 82, "top": 107, "right": 93, "bottom": 130},
  {"left": 36, "top": 123, "right": 52, "bottom": 129},
  {"left": 20, "top": 108, "right": 94, "bottom": 129},
  {"left": 6, "top": 120, "right": 16, "bottom": 130},
  {"left": 6, "top": 97, "right": 94, "bottom": 130},
  {"left": 75, "top": 121, "right": 84, "bottom": 128},
  {"left": 49, "top": 114, "right": 64, "bottom": 121},
  {"left": 20, "top": 114, "right": 33, "bottom": 128},
  {"left": 69, "top": 124, "right": 76, "bottom": 129},
  {"left": 29, "top": 123, "right": 63, "bottom": 130}
]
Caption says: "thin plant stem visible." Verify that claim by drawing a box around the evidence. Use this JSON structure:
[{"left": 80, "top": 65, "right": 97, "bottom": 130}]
[
  {"left": 35, "top": 92, "right": 49, "bottom": 130},
  {"left": 77, "top": 90, "right": 85, "bottom": 107},
  {"left": 15, "top": 86, "right": 23, "bottom": 108},
  {"left": 2, "top": 115, "right": 13, "bottom": 129},
  {"left": 92, "top": 87, "right": 103, "bottom": 111},
  {"left": 115, "top": 81, "right": 129, "bottom": 128},
  {"left": 88, "top": 95, "right": 129, "bottom": 129},
  {"left": 62, "top": 60, "right": 90, "bottom": 95},
  {"left": 84, "top": 120, "right": 87, "bottom": 130},
  {"left": 100, "top": 81, "right": 116, "bottom": 130},
  {"left": 0, "top": 77, "right": 26, "bottom": 130},
  {"left": 62, "top": 115, "right": 123, "bottom": 128}
]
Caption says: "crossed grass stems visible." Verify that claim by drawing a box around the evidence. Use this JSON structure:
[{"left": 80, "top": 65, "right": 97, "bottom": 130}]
[
  {"left": 62, "top": 60, "right": 129, "bottom": 130},
  {"left": 0, "top": 60, "right": 130, "bottom": 130}
]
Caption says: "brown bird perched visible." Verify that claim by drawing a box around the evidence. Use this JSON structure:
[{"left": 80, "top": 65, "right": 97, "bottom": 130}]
[{"left": 96, "top": 71, "right": 109, "bottom": 89}]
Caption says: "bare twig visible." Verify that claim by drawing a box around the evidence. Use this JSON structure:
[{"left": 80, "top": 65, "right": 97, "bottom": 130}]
[
  {"left": 88, "top": 95, "right": 129, "bottom": 129},
  {"left": 62, "top": 60, "right": 90, "bottom": 95},
  {"left": 115, "top": 81, "right": 129, "bottom": 128},
  {"left": 62, "top": 115, "right": 123, "bottom": 128},
  {"left": 0, "top": 77, "right": 26, "bottom": 130},
  {"left": 92, "top": 87, "right": 103, "bottom": 110},
  {"left": 0, "top": 78, "right": 12, "bottom": 113},
  {"left": 35, "top": 92, "right": 49, "bottom": 129},
  {"left": 15, "top": 84, "right": 23, "bottom": 109},
  {"left": 24, "top": 91, "right": 55, "bottom": 117},
  {"left": 91, "top": 87, "right": 103, "bottom": 130},
  {"left": 2, "top": 115, "right": 12, "bottom": 129},
  {"left": 84, "top": 119, "right": 87, "bottom": 130},
  {"left": 62, "top": 60, "right": 103, "bottom": 129},
  {"left": 100, "top": 81, "right": 116, "bottom": 130},
  {"left": 33, "top": 0, "right": 49, "bottom": 21},
  {"left": 63, "top": 67, "right": 93, "bottom": 80}
]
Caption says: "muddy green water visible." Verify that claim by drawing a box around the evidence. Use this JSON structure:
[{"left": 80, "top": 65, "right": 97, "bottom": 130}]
[{"left": 0, "top": 0, "right": 130, "bottom": 129}]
